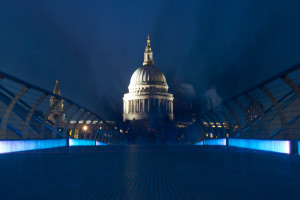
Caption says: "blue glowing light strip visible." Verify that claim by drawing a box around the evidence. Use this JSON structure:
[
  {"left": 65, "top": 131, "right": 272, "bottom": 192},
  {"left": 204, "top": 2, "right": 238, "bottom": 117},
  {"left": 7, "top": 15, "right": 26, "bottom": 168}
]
[
  {"left": 96, "top": 141, "right": 107, "bottom": 146},
  {"left": 204, "top": 138, "right": 226, "bottom": 146},
  {"left": 298, "top": 141, "right": 300, "bottom": 155},
  {"left": 0, "top": 139, "right": 67, "bottom": 154},
  {"left": 195, "top": 141, "right": 203, "bottom": 145},
  {"left": 69, "top": 139, "right": 95, "bottom": 146},
  {"left": 228, "top": 139, "right": 290, "bottom": 154}
]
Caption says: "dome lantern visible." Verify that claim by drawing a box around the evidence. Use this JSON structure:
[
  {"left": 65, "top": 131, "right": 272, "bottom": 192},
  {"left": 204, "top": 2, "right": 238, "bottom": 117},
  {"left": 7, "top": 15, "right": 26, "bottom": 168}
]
[{"left": 143, "top": 35, "right": 154, "bottom": 66}]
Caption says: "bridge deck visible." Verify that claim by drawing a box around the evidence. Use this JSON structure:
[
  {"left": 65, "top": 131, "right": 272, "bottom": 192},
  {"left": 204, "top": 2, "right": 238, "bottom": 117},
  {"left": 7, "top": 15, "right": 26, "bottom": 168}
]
[{"left": 0, "top": 145, "right": 299, "bottom": 200}]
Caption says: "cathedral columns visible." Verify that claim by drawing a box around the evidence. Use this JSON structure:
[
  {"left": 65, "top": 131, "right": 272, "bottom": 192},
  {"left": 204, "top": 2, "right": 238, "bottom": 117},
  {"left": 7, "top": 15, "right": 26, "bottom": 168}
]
[
  {"left": 124, "top": 98, "right": 173, "bottom": 118},
  {"left": 124, "top": 101, "right": 126, "bottom": 114},
  {"left": 146, "top": 99, "right": 149, "bottom": 112},
  {"left": 132, "top": 100, "right": 134, "bottom": 113},
  {"left": 142, "top": 99, "right": 145, "bottom": 112},
  {"left": 123, "top": 101, "right": 125, "bottom": 113},
  {"left": 128, "top": 100, "right": 130, "bottom": 113},
  {"left": 140, "top": 99, "right": 143, "bottom": 112}
]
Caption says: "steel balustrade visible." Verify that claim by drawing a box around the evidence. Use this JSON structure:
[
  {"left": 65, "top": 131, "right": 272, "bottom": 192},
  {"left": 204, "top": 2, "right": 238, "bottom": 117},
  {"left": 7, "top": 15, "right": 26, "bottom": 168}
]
[
  {"left": 0, "top": 70, "right": 120, "bottom": 144},
  {"left": 193, "top": 63, "right": 300, "bottom": 143}
]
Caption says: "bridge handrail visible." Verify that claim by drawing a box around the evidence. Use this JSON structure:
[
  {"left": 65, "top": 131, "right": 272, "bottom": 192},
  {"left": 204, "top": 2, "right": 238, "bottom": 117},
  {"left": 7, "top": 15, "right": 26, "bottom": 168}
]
[
  {"left": 0, "top": 70, "right": 118, "bottom": 143},
  {"left": 192, "top": 62, "right": 300, "bottom": 143}
]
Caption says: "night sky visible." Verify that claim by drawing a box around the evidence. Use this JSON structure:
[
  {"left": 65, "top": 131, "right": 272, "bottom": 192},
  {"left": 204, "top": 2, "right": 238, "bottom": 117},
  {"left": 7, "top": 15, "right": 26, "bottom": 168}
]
[{"left": 0, "top": 0, "right": 300, "bottom": 120}]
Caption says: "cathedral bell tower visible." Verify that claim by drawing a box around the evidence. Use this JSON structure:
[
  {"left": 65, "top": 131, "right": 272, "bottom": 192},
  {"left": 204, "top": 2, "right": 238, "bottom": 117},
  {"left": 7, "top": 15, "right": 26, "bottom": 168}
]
[{"left": 48, "top": 80, "right": 65, "bottom": 123}]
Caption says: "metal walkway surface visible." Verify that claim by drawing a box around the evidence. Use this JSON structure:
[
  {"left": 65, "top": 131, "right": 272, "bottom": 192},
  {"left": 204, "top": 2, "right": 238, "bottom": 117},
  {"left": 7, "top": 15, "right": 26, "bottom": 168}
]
[{"left": 0, "top": 145, "right": 299, "bottom": 200}]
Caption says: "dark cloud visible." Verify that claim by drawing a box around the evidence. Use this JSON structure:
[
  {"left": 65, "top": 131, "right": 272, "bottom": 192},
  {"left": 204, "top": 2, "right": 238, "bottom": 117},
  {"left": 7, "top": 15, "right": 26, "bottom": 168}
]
[{"left": 0, "top": 0, "right": 300, "bottom": 120}]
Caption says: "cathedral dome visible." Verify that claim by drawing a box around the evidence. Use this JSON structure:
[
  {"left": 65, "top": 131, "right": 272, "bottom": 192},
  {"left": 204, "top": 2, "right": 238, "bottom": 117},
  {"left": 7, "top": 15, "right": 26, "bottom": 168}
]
[
  {"left": 129, "top": 65, "right": 167, "bottom": 87},
  {"left": 123, "top": 35, "right": 174, "bottom": 121},
  {"left": 128, "top": 36, "right": 168, "bottom": 93}
]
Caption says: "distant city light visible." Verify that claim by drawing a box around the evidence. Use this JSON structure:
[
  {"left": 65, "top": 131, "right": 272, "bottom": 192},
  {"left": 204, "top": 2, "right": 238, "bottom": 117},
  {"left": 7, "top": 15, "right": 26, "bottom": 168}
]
[
  {"left": 83, "top": 125, "right": 88, "bottom": 131},
  {"left": 203, "top": 121, "right": 224, "bottom": 128},
  {"left": 210, "top": 122, "right": 216, "bottom": 128}
]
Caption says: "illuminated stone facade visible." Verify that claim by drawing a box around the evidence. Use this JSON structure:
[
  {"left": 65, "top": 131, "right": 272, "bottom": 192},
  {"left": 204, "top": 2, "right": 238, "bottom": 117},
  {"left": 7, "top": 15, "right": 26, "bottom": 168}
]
[
  {"left": 123, "top": 36, "right": 174, "bottom": 121},
  {"left": 48, "top": 80, "right": 65, "bottom": 123}
]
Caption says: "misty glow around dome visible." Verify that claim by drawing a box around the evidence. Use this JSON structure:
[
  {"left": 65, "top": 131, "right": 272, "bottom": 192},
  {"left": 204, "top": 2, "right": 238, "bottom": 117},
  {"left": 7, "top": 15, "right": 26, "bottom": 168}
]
[{"left": 123, "top": 36, "right": 174, "bottom": 121}]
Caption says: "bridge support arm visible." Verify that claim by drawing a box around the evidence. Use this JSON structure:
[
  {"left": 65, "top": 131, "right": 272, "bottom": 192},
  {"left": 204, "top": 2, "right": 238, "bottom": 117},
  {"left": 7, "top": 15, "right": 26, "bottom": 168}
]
[
  {"left": 282, "top": 75, "right": 300, "bottom": 99},
  {"left": 0, "top": 86, "right": 29, "bottom": 139},
  {"left": 261, "top": 86, "right": 289, "bottom": 139},
  {"left": 22, "top": 93, "right": 47, "bottom": 139},
  {"left": 245, "top": 93, "right": 269, "bottom": 138},
  {"left": 225, "top": 104, "right": 243, "bottom": 137}
]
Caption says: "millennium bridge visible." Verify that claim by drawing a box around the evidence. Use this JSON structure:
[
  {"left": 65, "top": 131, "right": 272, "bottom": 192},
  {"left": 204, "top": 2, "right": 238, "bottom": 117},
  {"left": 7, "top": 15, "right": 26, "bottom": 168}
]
[{"left": 0, "top": 64, "right": 300, "bottom": 199}]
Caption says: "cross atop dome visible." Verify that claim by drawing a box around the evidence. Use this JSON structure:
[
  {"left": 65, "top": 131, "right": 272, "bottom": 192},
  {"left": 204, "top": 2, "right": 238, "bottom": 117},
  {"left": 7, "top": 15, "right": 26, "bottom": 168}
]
[
  {"left": 147, "top": 35, "right": 150, "bottom": 46},
  {"left": 143, "top": 35, "right": 154, "bottom": 66},
  {"left": 53, "top": 80, "right": 61, "bottom": 96}
]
